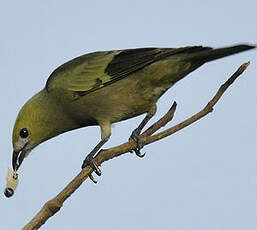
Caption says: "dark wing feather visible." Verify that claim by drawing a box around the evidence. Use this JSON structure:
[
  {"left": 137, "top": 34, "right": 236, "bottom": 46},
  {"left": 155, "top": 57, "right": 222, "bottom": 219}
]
[{"left": 105, "top": 46, "right": 211, "bottom": 79}]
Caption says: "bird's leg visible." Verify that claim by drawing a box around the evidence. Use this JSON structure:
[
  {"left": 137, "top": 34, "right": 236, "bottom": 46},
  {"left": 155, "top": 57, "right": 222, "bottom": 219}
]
[
  {"left": 82, "top": 138, "right": 107, "bottom": 174},
  {"left": 82, "top": 121, "right": 111, "bottom": 183},
  {"left": 129, "top": 104, "right": 157, "bottom": 157}
]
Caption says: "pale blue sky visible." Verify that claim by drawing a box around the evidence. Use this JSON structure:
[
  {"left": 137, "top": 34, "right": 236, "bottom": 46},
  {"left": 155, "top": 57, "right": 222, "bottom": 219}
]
[{"left": 1, "top": 1, "right": 257, "bottom": 229}]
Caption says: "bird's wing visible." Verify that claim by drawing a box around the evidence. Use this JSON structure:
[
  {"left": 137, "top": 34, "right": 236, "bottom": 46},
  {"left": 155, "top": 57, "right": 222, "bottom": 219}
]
[{"left": 46, "top": 46, "right": 209, "bottom": 96}]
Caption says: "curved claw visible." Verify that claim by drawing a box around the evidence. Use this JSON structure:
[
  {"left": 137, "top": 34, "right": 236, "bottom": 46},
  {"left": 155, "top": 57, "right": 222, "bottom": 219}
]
[
  {"left": 82, "top": 156, "right": 102, "bottom": 182},
  {"left": 135, "top": 148, "right": 146, "bottom": 158},
  {"left": 90, "top": 160, "right": 102, "bottom": 176},
  {"left": 89, "top": 174, "right": 98, "bottom": 184},
  {"left": 129, "top": 129, "right": 146, "bottom": 156}
]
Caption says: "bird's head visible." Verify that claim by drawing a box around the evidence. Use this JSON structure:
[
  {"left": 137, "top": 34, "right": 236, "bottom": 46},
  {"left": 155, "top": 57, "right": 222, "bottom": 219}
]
[
  {"left": 12, "top": 92, "right": 50, "bottom": 172},
  {"left": 12, "top": 89, "right": 77, "bottom": 172}
]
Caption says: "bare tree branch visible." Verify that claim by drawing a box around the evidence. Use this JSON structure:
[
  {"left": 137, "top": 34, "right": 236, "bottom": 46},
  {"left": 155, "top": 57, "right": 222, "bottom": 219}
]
[{"left": 22, "top": 62, "right": 250, "bottom": 230}]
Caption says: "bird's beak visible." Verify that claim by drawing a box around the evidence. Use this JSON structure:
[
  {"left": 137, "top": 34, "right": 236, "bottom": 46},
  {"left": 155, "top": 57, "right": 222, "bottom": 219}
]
[{"left": 12, "top": 148, "right": 26, "bottom": 172}]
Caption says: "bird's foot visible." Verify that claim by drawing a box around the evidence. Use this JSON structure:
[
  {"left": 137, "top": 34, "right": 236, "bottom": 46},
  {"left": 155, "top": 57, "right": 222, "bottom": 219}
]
[
  {"left": 82, "top": 155, "right": 102, "bottom": 183},
  {"left": 129, "top": 129, "right": 145, "bottom": 158}
]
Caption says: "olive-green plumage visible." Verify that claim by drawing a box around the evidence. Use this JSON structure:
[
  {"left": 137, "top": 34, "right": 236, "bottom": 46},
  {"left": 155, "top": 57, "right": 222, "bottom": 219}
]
[{"left": 12, "top": 44, "right": 255, "bottom": 172}]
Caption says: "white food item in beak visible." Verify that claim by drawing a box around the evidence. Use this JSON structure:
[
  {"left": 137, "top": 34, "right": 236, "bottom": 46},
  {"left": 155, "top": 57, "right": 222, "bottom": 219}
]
[{"left": 4, "top": 168, "right": 19, "bottom": 198}]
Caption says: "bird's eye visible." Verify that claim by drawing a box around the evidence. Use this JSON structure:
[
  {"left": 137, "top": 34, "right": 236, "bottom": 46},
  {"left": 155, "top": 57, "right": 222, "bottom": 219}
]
[{"left": 19, "top": 128, "right": 29, "bottom": 138}]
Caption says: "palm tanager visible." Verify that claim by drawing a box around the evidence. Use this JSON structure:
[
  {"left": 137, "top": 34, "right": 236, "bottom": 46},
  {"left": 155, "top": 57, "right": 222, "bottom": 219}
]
[{"left": 10, "top": 44, "right": 255, "bottom": 189}]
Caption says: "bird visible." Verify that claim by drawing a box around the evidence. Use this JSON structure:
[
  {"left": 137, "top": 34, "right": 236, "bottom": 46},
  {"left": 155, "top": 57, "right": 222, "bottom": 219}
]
[{"left": 11, "top": 44, "right": 255, "bottom": 183}]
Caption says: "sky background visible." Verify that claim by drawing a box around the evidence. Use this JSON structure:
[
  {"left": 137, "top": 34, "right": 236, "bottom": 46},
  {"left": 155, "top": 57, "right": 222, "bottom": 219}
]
[{"left": 1, "top": 1, "right": 256, "bottom": 229}]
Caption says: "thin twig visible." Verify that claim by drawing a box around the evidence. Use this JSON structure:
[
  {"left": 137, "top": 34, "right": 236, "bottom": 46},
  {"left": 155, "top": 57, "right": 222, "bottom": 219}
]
[
  {"left": 144, "top": 61, "right": 251, "bottom": 144},
  {"left": 142, "top": 101, "right": 177, "bottom": 137},
  {"left": 22, "top": 62, "right": 250, "bottom": 230}
]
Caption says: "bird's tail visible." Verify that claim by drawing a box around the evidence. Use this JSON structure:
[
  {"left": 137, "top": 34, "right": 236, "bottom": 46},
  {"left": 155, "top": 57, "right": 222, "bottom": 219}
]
[{"left": 185, "top": 44, "right": 255, "bottom": 63}]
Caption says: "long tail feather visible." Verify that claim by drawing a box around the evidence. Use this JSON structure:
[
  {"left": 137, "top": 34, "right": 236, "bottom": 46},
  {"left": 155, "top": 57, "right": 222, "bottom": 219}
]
[{"left": 187, "top": 44, "right": 255, "bottom": 63}]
